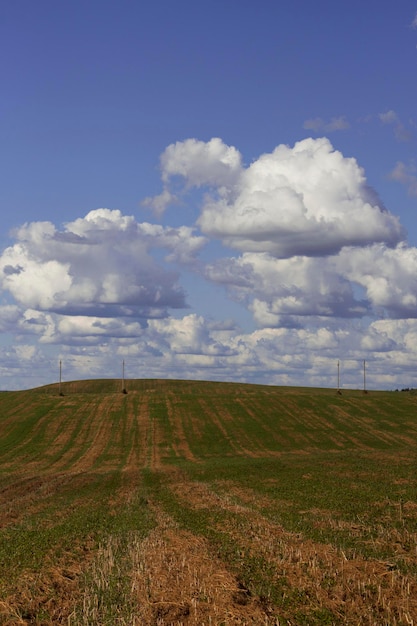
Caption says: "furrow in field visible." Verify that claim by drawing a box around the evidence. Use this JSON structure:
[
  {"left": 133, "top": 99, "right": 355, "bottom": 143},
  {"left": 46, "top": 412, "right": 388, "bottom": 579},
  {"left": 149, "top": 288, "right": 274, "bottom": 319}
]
[
  {"left": 136, "top": 395, "right": 153, "bottom": 470},
  {"left": 235, "top": 397, "right": 295, "bottom": 452},
  {"left": 0, "top": 473, "right": 74, "bottom": 528},
  {"left": 216, "top": 398, "right": 273, "bottom": 457},
  {"left": 242, "top": 396, "right": 315, "bottom": 450},
  {"left": 260, "top": 396, "right": 375, "bottom": 449},
  {"left": 149, "top": 397, "right": 163, "bottom": 471},
  {"left": 122, "top": 394, "right": 144, "bottom": 473},
  {"left": 0, "top": 398, "right": 74, "bottom": 472},
  {"left": 58, "top": 396, "right": 120, "bottom": 474},
  {"left": 71, "top": 395, "right": 119, "bottom": 472},
  {"left": 332, "top": 401, "right": 417, "bottom": 448},
  {"left": 196, "top": 398, "right": 253, "bottom": 457},
  {"left": 110, "top": 394, "right": 150, "bottom": 508},
  {"left": 40, "top": 402, "right": 103, "bottom": 473},
  {"left": 165, "top": 395, "right": 197, "bottom": 463},
  {"left": 130, "top": 504, "right": 273, "bottom": 625},
  {"left": 169, "top": 478, "right": 417, "bottom": 624},
  {"left": 278, "top": 405, "right": 347, "bottom": 450}
]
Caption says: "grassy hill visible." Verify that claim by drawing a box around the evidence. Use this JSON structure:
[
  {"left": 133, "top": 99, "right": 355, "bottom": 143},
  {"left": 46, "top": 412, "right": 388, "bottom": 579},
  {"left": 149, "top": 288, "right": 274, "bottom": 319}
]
[{"left": 0, "top": 380, "right": 416, "bottom": 624}]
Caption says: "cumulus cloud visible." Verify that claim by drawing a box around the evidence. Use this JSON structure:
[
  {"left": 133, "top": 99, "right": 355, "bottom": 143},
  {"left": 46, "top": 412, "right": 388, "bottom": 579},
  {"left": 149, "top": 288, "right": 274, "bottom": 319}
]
[
  {"left": 303, "top": 116, "right": 350, "bottom": 132},
  {"left": 143, "top": 137, "right": 242, "bottom": 216},
  {"left": 37, "top": 315, "right": 147, "bottom": 345},
  {"left": 144, "top": 135, "right": 417, "bottom": 330},
  {"left": 2, "top": 136, "right": 417, "bottom": 390},
  {"left": 2, "top": 300, "right": 417, "bottom": 390},
  {"left": 52, "top": 315, "right": 417, "bottom": 390},
  {"left": 200, "top": 138, "right": 403, "bottom": 257},
  {"left": 205, "top": 240, "right": 417, "bottom": 324},
  {"left": 153, "top": 136, "right": 403, "bottom": 257},
  {"left": 205, "top": 253, "right": 368, "bottom": 323},
  {"left": 160, "top": 137, "right": 242, "bottom": 188},
  {"left": 339, "top": 244, "right": 417, "bottom": 317},
  {"left": 150, "top": 314, "right": 237, "bottom": 356},
  {"left": 0, "top": 209, "right": 205, "bottom": 318}
]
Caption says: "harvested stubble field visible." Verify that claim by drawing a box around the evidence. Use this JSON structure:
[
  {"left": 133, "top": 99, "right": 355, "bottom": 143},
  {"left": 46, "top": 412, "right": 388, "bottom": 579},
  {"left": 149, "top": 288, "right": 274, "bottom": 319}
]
[{"left": 0, "top": 380, "right": 417, "bottom": 625}]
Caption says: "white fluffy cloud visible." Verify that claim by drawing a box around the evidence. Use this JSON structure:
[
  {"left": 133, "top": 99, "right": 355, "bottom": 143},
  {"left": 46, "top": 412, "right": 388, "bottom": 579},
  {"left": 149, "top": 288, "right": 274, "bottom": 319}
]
[
  {"left": 160, "top": 137, "right": 242, "bottom": 188},
  {"left": 149, "top": 137, "right": 417, "bottom": 324},
  {"left": 0, "top": 209, "right": 205, "bottom": 318},
  {"left": 205, "top": 242, "right": 417, "bottom": 322},
  {"left": 206, "top": 253, "right": 367, "bottom": 322},
  {"left": 2, "top": 136, "right": 417, "bottom": 390},
  {"left": 2, "top": 303, "right": 417, "bottom": 390},
  {"left": 150, "top": 314, "right": 236, "bottom": 356},
  {"left": 339, "top": 244, "right": 417, "bottom": 316},
  {"left": 144, "top": 137, "right": 242, "bottom": 215},
  {"left": 156, "top": 137, "right": 403, "bottom": 257}
]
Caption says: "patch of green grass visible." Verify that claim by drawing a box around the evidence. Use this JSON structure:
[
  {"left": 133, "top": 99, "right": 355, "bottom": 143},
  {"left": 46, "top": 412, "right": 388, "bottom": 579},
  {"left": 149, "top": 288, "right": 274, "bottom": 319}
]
[
  {"left": 184, "top": 449, "right": 417, "bottom": 571},
  {"left": 0, "top": 470, "right": 154, "bottom": 589},
  {"left": 0, "top": 469, "right": 154, "bottom": 624}
]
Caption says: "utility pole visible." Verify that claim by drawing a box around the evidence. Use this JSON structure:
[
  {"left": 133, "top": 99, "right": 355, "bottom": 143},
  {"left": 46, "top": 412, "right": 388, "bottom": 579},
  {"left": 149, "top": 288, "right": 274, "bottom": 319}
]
[
  {"left": 363, "top": 359, "right": 367, "bottom": 394},
  {"left": 337, "top": 360, "right": 341, "bottom": 394},
  {"left": 59, "top": 360, "right": 64, "bottom": 396},
  {"left": 122, "top": 359, "right": 127, "bottom": 394}
]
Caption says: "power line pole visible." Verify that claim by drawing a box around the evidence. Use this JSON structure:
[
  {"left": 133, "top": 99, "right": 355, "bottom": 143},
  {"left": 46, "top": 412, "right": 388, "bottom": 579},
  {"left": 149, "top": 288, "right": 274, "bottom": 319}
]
[
  {"left": 59, "top": 360, "right": 64, "bottom": 396},
  {"left": 337, "top": 360, "right": 341, "bottom": 394},
  {"left": 122, "top": 359, "right": 127, "bottom": 394},
  {"left": 363, "top": 359, "right": 367, "bottom": 394}
]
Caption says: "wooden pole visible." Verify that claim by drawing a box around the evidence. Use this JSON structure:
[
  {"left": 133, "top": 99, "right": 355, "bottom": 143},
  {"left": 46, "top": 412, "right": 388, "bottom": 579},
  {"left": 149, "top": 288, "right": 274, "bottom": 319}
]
[
  {"left": 59, "top": 360, "right": 63, "bottom": 396},
  {"left": 363, "top": 359, "right": 367, "bottom": 393},
  {"left": 337, "top": 360, "right": 341, "bottom": 394},
  {"left": 122, "top": 360, "right": 127, "bottom": 394}
]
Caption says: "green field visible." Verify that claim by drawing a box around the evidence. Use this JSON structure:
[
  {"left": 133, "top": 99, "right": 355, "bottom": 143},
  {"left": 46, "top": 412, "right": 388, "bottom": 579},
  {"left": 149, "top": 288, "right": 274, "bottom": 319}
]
[{"left": 0, "top": 379, "right": 416, "bottom": 624}]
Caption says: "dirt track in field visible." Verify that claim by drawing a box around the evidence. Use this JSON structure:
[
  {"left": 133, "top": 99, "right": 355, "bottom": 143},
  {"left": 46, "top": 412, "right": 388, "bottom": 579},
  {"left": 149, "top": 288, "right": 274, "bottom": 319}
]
[
  {"left": 130, "top": 505, "right": 273, "bottom": 625},
  {"left": 1, "top": 384, "right": 417, "bottom": 624},
  {"left": 170, "top": 477, "right": 417, "bottom": 625}
]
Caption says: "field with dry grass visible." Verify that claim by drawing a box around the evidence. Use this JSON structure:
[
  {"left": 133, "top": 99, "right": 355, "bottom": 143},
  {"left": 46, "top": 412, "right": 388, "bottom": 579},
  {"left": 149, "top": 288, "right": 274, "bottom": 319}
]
[{"left": 0, "top": 379, "right": 416, "bottom": 625}]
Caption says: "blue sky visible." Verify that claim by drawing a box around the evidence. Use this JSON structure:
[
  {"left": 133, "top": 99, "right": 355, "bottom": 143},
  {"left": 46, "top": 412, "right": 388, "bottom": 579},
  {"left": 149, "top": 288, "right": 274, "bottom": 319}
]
[{"left": 1, "top": 1, "right": 417, "bottom": 390}]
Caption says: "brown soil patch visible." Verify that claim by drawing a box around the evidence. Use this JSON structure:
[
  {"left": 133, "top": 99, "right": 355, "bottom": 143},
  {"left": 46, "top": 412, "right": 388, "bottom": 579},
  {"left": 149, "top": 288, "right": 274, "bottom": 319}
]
[
  {"left": 0, "top": 541, "right": 96, "bottom": 625},
  {"left": 216, "top": 480, "right": 292, "bottom": 512},
  {"left": 170, "top": 478, "right": 417, "bottom": 624},
  {"left": 130, "top": 506, "right": 274, "bottom": 625}
]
